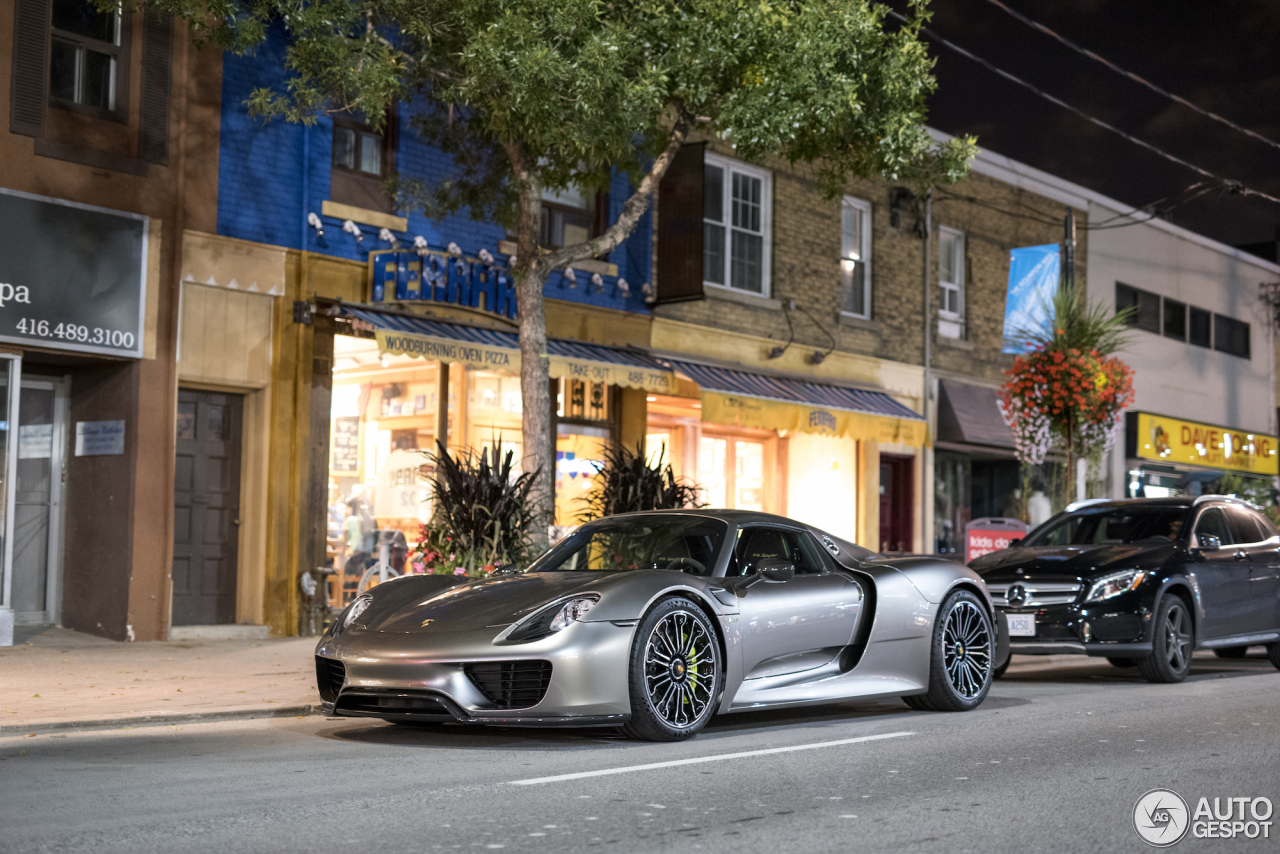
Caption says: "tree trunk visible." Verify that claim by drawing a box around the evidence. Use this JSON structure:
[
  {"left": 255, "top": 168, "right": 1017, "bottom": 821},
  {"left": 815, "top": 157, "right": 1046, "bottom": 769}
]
[{"left": 508, "top": 147, "right": 554, "bottom": 551}]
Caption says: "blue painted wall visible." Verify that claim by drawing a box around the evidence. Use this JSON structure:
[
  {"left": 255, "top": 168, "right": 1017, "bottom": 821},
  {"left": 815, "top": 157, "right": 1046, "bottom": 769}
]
[{"left": 217, "top": 30, "right": 652, "bottom": 314}]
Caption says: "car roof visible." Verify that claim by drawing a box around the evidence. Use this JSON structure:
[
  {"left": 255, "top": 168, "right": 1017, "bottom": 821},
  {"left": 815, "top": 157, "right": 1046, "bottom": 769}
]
[{"left": 606, "top": 508, "right": 804, "bottom": 526}]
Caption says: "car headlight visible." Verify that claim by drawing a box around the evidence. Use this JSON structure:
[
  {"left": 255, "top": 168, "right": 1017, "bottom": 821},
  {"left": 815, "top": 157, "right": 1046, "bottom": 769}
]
[
  {"left": 1084, "top": 570, "right": 1147, "bottom": 603},
  {"left": 549, "top": 597, "right": 597, "bottom": 632},
  {"left": 342, "top": 595, "right": 374, "bottom": 629}
]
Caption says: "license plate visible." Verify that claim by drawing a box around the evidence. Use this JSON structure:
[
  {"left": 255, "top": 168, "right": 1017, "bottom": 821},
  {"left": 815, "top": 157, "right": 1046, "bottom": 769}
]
[{"left": 1005, "top": 612, "right": 1035, "bottom": 637}]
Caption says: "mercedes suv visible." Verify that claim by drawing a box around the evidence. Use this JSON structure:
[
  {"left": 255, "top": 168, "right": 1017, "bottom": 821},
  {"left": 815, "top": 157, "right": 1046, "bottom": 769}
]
[{"left": 970, "top": 497, "right": 1280, "bottom": 683}]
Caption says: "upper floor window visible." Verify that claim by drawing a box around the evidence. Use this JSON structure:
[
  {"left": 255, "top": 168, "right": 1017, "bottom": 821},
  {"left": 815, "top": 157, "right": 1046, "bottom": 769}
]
[
  {"left": 540, "top": 184, "right": 602, "bottom": 249},
  {"left": 937, "top": 226, "right": 965, "bottom": 338},
  {"left": 330, "top": 112, "right": 396, "bottom": 214},
  {"left": 49, "top": 0, "right": 123, "bottom": 113},
  {"left": 1114, "top": 281, "right": 1250, "bottom": 359},
  {"left": 703, "top": 155, "right": 771, "bottom": 296},
  {"left": 840, "top": 197, "right": 871, "bottom": 318}
]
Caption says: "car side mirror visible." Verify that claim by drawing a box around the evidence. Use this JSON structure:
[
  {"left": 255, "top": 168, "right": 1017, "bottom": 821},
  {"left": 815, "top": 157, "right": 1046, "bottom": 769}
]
[
  {"left": 1197, "top": 534, "right": 1221, "bottom": 552},
  {"left": 1008, "top": 538, "right": 1023, "bottom": 547},
  {"left": 756, "top": 559, "right": 796, "bottom": 582}
]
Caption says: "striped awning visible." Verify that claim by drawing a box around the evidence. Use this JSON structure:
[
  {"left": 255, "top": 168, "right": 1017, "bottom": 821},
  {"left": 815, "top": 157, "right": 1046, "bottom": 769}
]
[
  {"left": 342, "top": 306, "right": 674, "bottom": 393},
  {"left": 664, "top": 359, "right": 927, "bottom": 446}
]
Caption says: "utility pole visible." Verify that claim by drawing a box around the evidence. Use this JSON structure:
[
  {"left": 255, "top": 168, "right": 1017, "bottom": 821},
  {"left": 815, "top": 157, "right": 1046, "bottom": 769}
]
[
  {"left": 1063, "top": 207, "right": 1076, "bottom": 290},
  {"left": 921, "top": 188, "right": 933, "bottom": 555}
]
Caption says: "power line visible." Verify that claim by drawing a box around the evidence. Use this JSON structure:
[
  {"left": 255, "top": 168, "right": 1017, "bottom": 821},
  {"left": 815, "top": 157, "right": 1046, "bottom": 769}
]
[
  {"left": 978, "top": 0, "right": 1280, "bottom": 155},
  {"left": 884, "top": 10, "right": 1280, "bottom": 207}
]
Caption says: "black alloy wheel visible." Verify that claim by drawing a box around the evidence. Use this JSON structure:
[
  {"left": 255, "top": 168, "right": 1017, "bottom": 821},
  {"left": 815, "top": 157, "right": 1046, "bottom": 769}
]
[
  {"left": 905, "top": 590, "right": 993, "bottom": 712},
  {"left": 1138, "top": 596, "right": 1193, "bottom": 684},
  {"left": 623, "top": 597, "right": 722, "bottom": 741},
  {"left": 1106, "top": 657, "right": 1140, "bottom": 668},
  {"left": 1213, "top": 646, "right": 1249, "bottom": 659}
]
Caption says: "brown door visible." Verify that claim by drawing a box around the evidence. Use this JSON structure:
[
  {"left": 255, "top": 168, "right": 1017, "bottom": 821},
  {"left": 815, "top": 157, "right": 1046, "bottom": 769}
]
[
  {"left": 172, "top": 389, "right": 243, "bottom": 626},
  {"left": 879, "top": 454, "right": 914, "bottom": 553}
]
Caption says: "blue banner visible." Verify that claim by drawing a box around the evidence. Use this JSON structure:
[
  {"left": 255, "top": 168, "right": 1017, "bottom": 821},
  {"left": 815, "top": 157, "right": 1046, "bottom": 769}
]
[{"left": 1002, "top": 243, "right": 1061, "bottom": 353}]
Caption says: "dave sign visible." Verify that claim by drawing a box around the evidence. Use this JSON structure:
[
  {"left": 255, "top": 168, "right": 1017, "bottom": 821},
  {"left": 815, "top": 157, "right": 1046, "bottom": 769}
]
[
  {"left": 965, "top": 518, "right": 1029, "bottom": 564},
  {"left": 0, "top": 189, "right": 147, "bottom": 358}
]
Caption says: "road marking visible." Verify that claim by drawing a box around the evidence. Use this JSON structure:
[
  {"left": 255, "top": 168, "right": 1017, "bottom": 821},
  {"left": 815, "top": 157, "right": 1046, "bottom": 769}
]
[{"left": 508, "top": 731, "right": 914, "bottom": 786}]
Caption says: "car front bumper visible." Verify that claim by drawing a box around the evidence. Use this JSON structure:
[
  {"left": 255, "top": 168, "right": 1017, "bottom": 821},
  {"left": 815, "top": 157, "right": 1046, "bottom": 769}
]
[
  {"left": 999, "top": 594, "right": 1153, "bottom": 657},
  {"left": 315, "top": 619, "right": 638, "bottom": 726}
]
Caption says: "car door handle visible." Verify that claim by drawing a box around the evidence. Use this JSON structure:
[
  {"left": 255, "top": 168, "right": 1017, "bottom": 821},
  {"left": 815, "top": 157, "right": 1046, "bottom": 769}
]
[{"left": 1233, "top": 550, "right": 1248, "bottom": 561}]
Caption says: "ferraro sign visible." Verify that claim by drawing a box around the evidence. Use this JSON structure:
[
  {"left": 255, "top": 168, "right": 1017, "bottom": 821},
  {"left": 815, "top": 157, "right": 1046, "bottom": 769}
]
[{"left": 0, "top": 188, "right": 147, "bottom": 358}]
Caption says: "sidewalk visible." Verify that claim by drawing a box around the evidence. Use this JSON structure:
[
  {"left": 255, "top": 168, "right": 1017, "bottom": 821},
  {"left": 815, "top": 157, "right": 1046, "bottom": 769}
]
[{"left": 0, "top": 626, "right": 321, "bottom": 736}]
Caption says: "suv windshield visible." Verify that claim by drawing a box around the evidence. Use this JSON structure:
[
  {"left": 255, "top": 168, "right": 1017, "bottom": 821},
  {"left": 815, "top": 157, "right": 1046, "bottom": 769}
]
[
  {"left": 1022, "top": 505, "right": 1191, "bottom": 547},
  {"left": 527, "top": 515, "right": 728, "bottom": 576}
]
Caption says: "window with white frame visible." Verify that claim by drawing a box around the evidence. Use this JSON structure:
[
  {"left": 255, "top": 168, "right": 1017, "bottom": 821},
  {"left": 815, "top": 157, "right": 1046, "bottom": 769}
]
[
  {"left": 840, "top": 197, "right": 872, "bottom": 317},
  {"left": 937, "top": 226, "right": 965, "bottom": 338},
  {"left": 703, "top": 155, "right": 771, "bottom": 295}
]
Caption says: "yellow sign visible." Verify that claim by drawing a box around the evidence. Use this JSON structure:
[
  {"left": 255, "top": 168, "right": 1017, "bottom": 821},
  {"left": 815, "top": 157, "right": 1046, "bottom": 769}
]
[
  {"left": 700, "top": 392, "right": 927, "bottom": 447},
  {"left": 1134, "top": 412, "right": 1279, "bottom": 475},
  {"left": 375, "top": 329, "right": 673, "bottom": 392}
]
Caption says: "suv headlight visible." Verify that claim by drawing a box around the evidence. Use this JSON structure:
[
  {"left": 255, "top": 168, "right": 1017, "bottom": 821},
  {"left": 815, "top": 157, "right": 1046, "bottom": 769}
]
[{"left": 1084, "top": 570, "right": 1147, "bottom": 603}]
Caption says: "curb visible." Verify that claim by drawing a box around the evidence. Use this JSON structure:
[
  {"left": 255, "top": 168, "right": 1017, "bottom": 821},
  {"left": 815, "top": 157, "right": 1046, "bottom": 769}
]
[{"left": 1, "top": 704, "right": 321, "bottom": 737}]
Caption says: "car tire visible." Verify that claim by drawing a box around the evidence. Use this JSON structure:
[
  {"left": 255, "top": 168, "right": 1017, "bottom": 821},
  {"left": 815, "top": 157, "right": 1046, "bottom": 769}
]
[
  {"left": 1106, "top": 657, "right": 1140, "bottom": 668},
  {"left": 992, "top": 658, "right": 1010, "bottom": 679},
  {"left": 1267, "top": 643, "right": 1280, "bottom": 671},
  {"left": 1137, "top": 595, "right": 1194, "bottom": 684},
  {"left": 622, "top": 597, "right": 723, "bottom": 742},
  {"left": 1213, "top": 646, "right": 1249, "bottom": 659},
  {"left": 903, "top": 590, "right": 994, "bottom": 712}
]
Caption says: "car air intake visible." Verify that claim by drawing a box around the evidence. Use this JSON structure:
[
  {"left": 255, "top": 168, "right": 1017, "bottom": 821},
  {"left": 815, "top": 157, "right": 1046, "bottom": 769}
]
[
  {"left": 465, "top": 660, "right": 553, "bottom": 709},
  {"left": 335, "top": 690, "right": 454, "bottom": 718},
  {"left": 315, "top": 656, "right": 346, "bottom": 703}
]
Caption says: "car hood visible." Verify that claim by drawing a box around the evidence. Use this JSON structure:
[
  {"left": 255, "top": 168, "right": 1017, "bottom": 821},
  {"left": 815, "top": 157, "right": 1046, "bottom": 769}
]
[
  {"left": 364, "top": 572, "right": 613, "bottom": 634},
  {"left": 971, "top": 543, "right": 1174, "bottom": 583}
]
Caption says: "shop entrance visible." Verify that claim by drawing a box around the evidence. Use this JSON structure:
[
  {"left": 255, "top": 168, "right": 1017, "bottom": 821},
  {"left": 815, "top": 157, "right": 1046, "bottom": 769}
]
[
  {"left": 11, "top": 377, "right": 69, "bottom": 626},
  {"left": 879, "top": 454, "right": 914, "bottom": 553},
  {"left": 172, "top": 389, "right": 243, "bottom": 626}
]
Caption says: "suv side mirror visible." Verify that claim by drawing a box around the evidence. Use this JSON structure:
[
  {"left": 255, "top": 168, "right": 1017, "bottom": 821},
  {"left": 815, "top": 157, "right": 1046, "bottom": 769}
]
[
  {"left": 1197, "top": 534, "right": 1221, "bottom": 552},
  {"left": 756, "top": 559, "right": 796, "bottom": 582}
]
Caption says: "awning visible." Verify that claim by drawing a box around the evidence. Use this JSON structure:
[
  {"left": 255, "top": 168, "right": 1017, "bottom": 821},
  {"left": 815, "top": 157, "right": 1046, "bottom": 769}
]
[
  {"left": 664, "top": 359, "right": 927, "bottom": 446},
  {"left": 342, "top": 306, "right": 675, "bottom": 393},
  {"left": 936, "top": 379, "right": 1015, "bottom": 449}
]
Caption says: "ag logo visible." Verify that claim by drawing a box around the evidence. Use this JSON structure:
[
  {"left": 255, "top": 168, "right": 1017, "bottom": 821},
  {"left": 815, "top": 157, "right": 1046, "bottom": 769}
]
[{"left": 1134, "top": 789, "right": 1190, "bottom": 847}]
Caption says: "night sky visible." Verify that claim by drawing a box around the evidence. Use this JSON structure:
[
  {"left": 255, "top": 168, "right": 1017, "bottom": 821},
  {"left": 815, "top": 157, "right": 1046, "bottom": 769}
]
[{"left": 903, "top": 0, "right": 1280, "bottom": 252}]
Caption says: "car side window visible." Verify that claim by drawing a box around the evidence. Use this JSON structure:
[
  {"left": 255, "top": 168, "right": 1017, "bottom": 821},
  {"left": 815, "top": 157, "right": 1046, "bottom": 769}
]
[
  {"left": 1249, "top": 510, "right": 1278, "bottom": 541},
  {"left": 1227, "top": 508, "right": 1267, "bottom": 545},
  {"left": 1194, "top": 508, "right": 1233, "bottom": 547},
  {"left": 732, "top": 527, "right": 825, "bottom": 576}
]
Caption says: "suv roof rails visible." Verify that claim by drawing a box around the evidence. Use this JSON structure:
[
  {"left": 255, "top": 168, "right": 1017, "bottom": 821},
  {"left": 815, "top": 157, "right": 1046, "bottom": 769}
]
[
  {"left": 1064, "top": 498, "right": 1112, "bottom": 513},
  {"left": 1192, "top": 494, "right": 1259, "bottom": 509}
]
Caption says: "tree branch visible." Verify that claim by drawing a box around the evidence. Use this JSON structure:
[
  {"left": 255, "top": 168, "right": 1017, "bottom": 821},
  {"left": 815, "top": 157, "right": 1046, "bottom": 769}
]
[{"left": 542, "top": 106, "right": 695, "bottom": 271}]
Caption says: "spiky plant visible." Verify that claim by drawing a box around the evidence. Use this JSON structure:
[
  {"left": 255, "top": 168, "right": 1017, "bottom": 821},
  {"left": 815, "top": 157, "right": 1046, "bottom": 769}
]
[
  {"left": 578, "top": 443, "right": 705, "bottom": 522},
  {"left": 417, "top": 439, "right": 541, "bottom": 574}
]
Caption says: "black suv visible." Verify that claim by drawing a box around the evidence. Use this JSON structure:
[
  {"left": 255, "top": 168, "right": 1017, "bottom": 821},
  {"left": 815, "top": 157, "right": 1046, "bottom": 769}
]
[{"left": 970, "top": 497, "right": 1280, "bottom": 683}]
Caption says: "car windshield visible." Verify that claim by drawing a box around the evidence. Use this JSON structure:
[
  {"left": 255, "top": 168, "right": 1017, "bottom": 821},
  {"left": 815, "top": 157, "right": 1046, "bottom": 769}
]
[
  {"left": 527, "top": 515, "right": 727, "bottom": 576},
  {"left": 1022, "top": 505, "right": 1191, "bottom": 547}
]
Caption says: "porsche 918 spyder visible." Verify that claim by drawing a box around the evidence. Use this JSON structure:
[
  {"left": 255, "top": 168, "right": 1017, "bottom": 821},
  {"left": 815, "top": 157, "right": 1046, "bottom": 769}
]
[{"left": 316, "top": 510, "right": 1002, "bottom": 741}]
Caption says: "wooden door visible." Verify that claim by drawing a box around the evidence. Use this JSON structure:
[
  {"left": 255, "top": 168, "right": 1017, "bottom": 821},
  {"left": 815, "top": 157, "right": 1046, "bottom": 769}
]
[
  {"left": 172, "top": 389, "right": 243, "bottom": 626},
  {"left": 879, "top": 454, "right": 914, "bottom": 554}
]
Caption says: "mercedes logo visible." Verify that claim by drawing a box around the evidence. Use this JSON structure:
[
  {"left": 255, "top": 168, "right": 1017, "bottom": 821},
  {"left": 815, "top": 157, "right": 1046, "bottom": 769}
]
[{"left": 1006, "top": 584, "right": 1028, "bottom": 606}]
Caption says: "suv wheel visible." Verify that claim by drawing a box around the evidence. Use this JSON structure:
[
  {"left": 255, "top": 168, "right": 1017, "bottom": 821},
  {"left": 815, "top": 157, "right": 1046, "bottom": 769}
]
[{"left": 1137, "top": 596, "right": 1193, "bottom": 684}]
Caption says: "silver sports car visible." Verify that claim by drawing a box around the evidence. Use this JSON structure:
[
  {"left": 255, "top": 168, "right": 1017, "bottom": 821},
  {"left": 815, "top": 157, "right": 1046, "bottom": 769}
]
[{"left": 316, "top": 510, "right": 1004, "bottom": 741}]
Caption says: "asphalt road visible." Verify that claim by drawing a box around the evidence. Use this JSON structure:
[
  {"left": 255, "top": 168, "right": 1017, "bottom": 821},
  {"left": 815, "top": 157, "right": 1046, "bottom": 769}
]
[{"left": 2, "top": 651, "right": 1278, "bottom": 854}]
